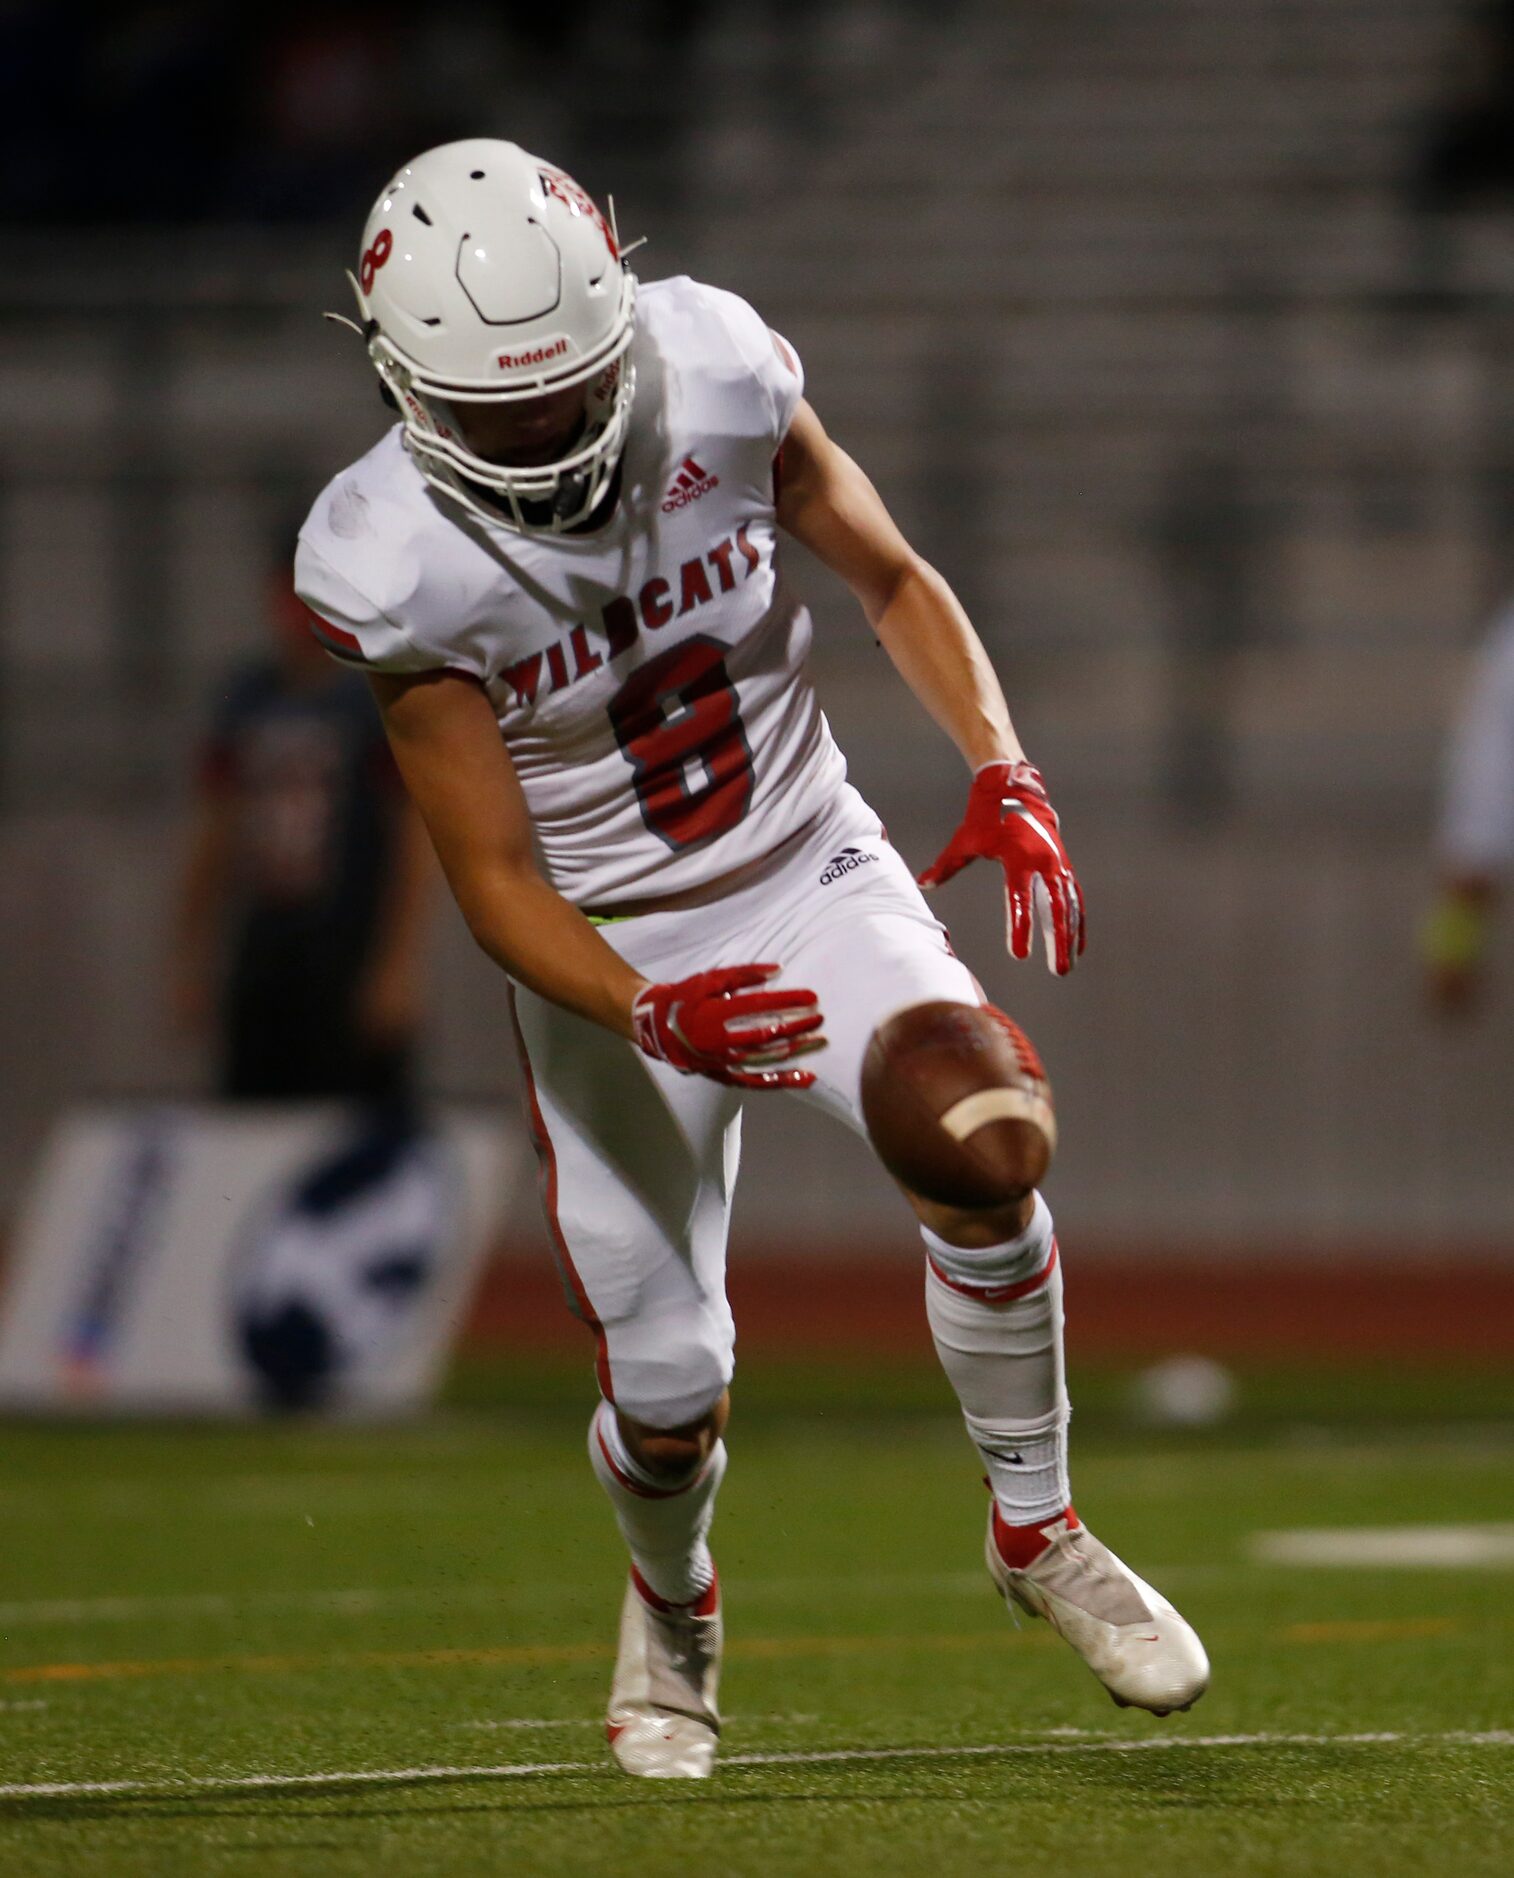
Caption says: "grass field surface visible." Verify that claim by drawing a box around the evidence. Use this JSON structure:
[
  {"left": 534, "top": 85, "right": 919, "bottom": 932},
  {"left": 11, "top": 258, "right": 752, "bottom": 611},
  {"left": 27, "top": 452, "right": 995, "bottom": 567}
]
[{"left": 1, "top": 1357, "right": 1511, "bottom": 1876}]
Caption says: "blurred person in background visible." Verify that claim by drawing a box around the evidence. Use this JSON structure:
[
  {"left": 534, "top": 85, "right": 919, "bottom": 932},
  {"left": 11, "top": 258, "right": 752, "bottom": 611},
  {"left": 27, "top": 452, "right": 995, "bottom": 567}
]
[
  {"left": 170, "top": 537, "right": 434, "bottom": 1104},
  {"left": 1423, "top": 598, "right": 1514, "bottom": 1015}
]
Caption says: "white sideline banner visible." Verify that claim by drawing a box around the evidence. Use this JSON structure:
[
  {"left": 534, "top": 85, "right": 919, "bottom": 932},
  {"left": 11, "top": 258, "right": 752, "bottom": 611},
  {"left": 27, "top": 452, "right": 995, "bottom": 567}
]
[{"left": 0, "top": 1104, "right": 520, "bottom": 1416}]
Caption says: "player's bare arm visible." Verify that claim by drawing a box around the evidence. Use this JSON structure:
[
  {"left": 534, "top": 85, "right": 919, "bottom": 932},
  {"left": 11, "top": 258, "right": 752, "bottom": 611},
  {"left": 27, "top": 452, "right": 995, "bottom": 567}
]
[
  {"left": 777, "top": 397, "right": 1086, "bottom": 974},
  {"left": 776, "top": 397, "right": 1021, "bottom": 772},
  {"left": 370, "top": 666, "right": 646, "bottom": 1036},
  {"left": 370, "top": 667, "right": 823, "bottom": 1085}
]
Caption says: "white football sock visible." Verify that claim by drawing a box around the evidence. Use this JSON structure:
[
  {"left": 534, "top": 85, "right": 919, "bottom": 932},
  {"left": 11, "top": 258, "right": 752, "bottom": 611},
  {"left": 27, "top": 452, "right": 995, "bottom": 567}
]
[
  {"left": 588, "top": 1399, "right": 725, "bottom": 1606},
  {"left": 923, "top": 1194, "right": 1072, "bottom": 1526}
]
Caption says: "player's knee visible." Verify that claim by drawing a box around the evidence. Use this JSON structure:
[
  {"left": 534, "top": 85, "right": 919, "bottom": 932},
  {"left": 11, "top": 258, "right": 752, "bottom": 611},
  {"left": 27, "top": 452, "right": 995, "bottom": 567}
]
[
  {"left": 618, "top": 1391, "right": 729, "bottom": 1482},
  {"left": 907, "top": 1188, "right": 1039, "bottom": 1248},
  {"left": 605, "top": 1304, "right": 734, "bottom": 1446},
  {"left": 861, "top": 1001, "right": 1056, "bottom": 1213},
  {"left": 918, "top": 1188, "right": 1056, "bottom": 1293}
]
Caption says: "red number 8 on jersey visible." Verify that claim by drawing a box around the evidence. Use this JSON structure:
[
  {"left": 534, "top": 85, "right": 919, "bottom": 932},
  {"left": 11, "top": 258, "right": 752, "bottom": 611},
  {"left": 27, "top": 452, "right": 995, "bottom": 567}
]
[{"left": 608, "top": 636, "right": 755, "bottom": 851}]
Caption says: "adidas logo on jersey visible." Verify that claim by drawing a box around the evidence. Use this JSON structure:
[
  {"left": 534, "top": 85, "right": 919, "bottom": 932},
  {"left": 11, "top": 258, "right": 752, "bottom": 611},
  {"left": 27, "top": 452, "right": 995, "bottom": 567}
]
[
  {"left": 662, "top": 455, "right": 719, "bottom": 512},
  {"left": 819, "top": 845, "right": 879, "bottom": 885}
]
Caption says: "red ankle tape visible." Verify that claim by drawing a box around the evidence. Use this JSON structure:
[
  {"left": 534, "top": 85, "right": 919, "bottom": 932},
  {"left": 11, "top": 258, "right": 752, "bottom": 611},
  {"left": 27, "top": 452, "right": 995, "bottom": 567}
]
[
  {"left": 991, "top": 1503, "right": 1078, "bottom": 1569},
  {"left": 630, "top": 1563, "right": 720, "bottom": 1617}
]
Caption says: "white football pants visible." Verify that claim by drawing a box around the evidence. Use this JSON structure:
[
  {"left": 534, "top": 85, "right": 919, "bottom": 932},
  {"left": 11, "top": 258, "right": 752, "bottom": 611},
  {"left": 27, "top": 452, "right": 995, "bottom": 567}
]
[{"left": 510, "top": 783, "right": 981, "bottom": 1427}]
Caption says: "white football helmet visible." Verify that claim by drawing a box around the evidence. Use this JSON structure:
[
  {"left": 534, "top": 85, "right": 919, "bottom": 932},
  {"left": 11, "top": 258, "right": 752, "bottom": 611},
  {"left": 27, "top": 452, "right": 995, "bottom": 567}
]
[{"left": 342, "top": 139, "right": 638, "bottom": 533}]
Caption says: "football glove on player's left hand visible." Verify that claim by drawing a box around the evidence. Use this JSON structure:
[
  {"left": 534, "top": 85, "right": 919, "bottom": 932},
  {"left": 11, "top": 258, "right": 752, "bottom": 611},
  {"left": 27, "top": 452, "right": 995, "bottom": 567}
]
[
  {"left": 918, "top": 760, "right": 1086, "bottom": 975},
  {"left": 632, "top": 964, "right": 825, "bottom": 1089}
]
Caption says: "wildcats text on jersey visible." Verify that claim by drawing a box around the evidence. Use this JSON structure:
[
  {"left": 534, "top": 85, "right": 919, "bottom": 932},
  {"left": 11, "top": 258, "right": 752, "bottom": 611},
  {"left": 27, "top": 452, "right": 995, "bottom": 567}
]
[{"left": 500, "top": 524, "right": 763, "bottom": 709}]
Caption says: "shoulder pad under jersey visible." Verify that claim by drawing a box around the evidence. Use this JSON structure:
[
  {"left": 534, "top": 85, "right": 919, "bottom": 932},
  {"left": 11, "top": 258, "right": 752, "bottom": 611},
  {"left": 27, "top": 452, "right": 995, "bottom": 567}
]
[
  {"left": 295, "top": 431, "right": 486, "bottom": 677},
  {"left": 639, "top": 276, "right": 805, "bottom": 447}
]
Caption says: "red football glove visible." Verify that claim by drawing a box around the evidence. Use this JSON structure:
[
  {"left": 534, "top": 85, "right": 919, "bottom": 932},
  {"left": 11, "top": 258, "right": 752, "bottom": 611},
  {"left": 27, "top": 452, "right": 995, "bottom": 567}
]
[
  {"left": 632, "top": 964, "right": 825, "bottom": 1090},
  {"left": 918, "top": 760, "right": 1086, "bottom": 975}
]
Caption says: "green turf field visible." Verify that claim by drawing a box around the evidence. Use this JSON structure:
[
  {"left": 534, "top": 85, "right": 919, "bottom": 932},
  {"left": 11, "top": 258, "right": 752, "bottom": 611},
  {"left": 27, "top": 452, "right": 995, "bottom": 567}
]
[{"left": 1, "top": 1357, "right": 1511, "bottom": 1876}]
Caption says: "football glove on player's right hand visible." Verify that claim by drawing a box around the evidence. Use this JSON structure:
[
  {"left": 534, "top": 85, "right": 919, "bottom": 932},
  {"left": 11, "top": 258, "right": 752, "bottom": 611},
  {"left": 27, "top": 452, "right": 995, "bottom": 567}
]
[
  {"left": 632, "top": 964, "right": 825, "bottom": 1090},
  {"left": 918, "top": 759, "right": 1086, "bottom": 975}
]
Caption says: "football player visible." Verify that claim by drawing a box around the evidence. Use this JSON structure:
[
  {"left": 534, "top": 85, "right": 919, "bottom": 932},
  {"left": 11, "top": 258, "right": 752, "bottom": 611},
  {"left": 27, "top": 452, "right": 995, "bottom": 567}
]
[{"left": 297, "top": 139, "right": 1208, "bottom": 1778}]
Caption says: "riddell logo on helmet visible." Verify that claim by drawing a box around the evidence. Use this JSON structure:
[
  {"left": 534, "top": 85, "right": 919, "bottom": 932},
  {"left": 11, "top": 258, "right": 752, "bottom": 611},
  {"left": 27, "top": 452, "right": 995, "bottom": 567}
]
[
  {"left": 496, "top": 339, "right": 569, "bottom": 371},
  {"left": 662, "top": 455, "right": 719, "bottom": 512}
]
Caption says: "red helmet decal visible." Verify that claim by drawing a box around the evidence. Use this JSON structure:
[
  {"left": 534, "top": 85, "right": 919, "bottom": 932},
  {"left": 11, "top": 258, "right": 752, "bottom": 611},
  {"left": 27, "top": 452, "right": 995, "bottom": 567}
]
[
  {"left": 359, "top": 227, "right": 394, "bottom": 294},
  {"left": 539, "top": 167, "right": 619, "bottom": 261}
]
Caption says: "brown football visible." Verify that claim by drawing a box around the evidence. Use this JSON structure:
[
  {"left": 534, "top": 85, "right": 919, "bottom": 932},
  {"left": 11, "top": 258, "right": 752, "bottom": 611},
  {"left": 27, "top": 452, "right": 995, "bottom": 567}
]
[{"left": 860, "top": 1001, "right": 1057, "bottom": 1208}]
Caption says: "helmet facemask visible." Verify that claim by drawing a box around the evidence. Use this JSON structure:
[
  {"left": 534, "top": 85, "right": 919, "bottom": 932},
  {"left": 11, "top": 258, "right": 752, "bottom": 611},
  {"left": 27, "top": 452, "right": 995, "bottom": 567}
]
[{"left": 356, "top": 271, "right": 636, "bottom": 533}]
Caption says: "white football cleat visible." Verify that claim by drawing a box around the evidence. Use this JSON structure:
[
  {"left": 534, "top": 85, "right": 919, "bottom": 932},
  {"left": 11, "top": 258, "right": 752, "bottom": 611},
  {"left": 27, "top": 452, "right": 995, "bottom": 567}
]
[
  {"left": 606, "top": 1566, "right": 722, "bottom": 1778},
  {"left": 986, "top": 1508, "right": 1209, "bottom": 1716}
]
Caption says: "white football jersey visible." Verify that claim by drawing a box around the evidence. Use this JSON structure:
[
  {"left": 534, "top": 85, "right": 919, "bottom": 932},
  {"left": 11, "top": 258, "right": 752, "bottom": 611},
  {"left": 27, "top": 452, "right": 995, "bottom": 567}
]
[{"left": 296, "top": 276, "right": 849, "bottom": 908}]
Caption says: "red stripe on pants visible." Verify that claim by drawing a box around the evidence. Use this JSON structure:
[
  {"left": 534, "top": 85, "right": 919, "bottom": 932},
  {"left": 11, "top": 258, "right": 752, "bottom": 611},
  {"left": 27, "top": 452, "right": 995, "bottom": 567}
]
[{"left": 506, "top": 986, "right": 615, "bottom": 1401}]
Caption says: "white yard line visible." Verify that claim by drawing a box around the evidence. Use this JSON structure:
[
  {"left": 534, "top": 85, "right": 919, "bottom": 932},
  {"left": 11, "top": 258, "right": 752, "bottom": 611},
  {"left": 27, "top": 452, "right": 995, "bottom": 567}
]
[
  {"left": 724, "top": 1732, "right": 1514, "bottom": 1765},
  {"left": 457, "top": 1713, "right": 820, "bottom": 1731},
  {"left": 0, "top": 1731, "right": 1510, "bottom": 1801},
  {"left": 0, "top": 1583, "right": 942, "bottom": 1626},
  {"left": 0, "top": 1587, "right": 507, "bottom": 1626},
  {"left": 0, "top": 1578, "right": 991, "bottom": 1626},
  {"left": 1252, "top": 1524, "right": 1514, "bottom": 1568},
  {"left": 0, "top": 1568, "right": 1229, "bottom": 1629}
]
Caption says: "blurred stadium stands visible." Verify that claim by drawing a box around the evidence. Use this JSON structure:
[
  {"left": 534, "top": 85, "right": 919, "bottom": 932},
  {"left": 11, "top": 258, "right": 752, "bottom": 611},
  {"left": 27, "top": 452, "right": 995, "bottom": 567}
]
[{"left": 3, "top": 0, "right": 1514, "bottom": 1266}]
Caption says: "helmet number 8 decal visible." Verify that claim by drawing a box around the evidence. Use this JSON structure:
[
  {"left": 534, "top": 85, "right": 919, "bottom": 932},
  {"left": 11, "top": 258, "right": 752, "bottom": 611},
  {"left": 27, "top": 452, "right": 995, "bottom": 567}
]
[
  {"left": 608, "top": 636, "right": 754, "bottom": 852},
  {"left": 360, "top": 228, "right": 394, "bottom": 294}
]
